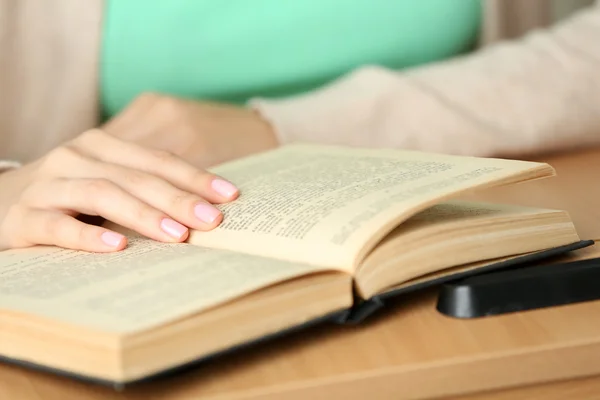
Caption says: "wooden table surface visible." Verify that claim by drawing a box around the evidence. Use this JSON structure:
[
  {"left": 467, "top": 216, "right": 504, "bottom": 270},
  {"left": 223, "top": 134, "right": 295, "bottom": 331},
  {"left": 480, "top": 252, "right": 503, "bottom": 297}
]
[{"left": 2, "top": 147, "right": 600, "bottom": 400}]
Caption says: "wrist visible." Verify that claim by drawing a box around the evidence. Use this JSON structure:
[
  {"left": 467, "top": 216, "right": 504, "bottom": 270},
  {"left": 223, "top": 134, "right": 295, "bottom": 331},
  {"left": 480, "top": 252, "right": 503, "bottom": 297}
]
[{"left": 250, "top": 109, "right": 279, "bottom": 149}]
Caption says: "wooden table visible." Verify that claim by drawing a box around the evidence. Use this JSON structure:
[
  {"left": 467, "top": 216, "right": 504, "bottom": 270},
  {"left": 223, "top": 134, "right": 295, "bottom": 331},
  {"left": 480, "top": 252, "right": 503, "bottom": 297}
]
[{"left": 2, "top": 147, "right": 600, "bottom": 400}]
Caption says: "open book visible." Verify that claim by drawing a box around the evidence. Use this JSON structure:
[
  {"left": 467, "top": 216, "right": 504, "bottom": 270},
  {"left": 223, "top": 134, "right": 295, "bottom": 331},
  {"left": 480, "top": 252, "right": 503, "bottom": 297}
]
[{"left": 0, "top": 144, "right": 590, "bottom": 386}]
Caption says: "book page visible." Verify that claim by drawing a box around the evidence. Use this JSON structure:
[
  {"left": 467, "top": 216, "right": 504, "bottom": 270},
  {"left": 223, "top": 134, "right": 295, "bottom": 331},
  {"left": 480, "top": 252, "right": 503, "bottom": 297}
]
[
  {"left": 190, "top": 144, "right": 553, "bottom": 270},
  {"left": 355, "top": 201, "right": 577, "bottom": 298},
  {"left": 0, "top": 236, "right": 333, "bottom": 334},
  {"left": 359, "top": 200, "right": 573, "bottom": 274}
]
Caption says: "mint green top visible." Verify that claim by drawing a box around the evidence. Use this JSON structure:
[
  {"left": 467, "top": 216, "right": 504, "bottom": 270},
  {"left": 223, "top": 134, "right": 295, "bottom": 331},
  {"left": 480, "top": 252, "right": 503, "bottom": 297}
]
[{"left": 100, "top": 0, "right": 481, "bottom": 118}]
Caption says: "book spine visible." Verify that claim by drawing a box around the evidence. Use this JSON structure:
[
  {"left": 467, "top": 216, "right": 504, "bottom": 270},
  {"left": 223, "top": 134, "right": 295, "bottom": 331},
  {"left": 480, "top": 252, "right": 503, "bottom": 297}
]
[{"left": 338, "top": 297, "right": 385, "bottom": 325}]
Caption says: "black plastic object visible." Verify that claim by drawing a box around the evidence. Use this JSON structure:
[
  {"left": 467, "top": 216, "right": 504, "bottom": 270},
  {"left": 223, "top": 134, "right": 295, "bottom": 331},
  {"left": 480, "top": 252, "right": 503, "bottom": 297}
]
[{"left": 437, "top": 257, "right": 600, "bottom": 318}]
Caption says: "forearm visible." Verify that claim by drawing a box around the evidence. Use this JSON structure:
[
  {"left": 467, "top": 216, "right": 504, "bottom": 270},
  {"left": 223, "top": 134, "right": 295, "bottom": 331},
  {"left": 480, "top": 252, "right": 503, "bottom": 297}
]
[{"left": 250, "top": 5, "right": 600, "bottom": 157}]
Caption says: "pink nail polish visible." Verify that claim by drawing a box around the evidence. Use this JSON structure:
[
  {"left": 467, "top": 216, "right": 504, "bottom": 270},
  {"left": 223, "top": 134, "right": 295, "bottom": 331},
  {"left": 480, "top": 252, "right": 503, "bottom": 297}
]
[
  {"left": 101, "top": 231, "right": 125, "bottom": 247},
  {"left": 160, "top": 218, "right": 188, "bottom": 239},
  {"left": 211, "top": 179, "right": 238, "bottom": 198},
  {"left": 194, "top": 203, "right": 221, "bottom": 223}
]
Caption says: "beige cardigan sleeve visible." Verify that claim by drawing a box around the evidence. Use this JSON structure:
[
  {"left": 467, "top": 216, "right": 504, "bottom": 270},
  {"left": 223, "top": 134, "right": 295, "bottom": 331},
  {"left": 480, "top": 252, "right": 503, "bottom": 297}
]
[
  {"left": 0, "top": 0, "right": 103, "bottom": 173},
  {"left": 0, "top": 161, "right": 20, "bottom": 173},
  {"left": 250, "top": 4, "right": 600, "bottom": 158}
]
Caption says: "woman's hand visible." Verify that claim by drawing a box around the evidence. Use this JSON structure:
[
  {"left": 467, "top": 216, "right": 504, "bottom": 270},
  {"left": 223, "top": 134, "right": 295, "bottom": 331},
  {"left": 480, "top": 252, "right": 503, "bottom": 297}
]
[
  {"left": 103, "top": 93, "right": 279, "bottom": 169},
  {"left": 0, "top": 129, "right": 239, "bottom": 252}
]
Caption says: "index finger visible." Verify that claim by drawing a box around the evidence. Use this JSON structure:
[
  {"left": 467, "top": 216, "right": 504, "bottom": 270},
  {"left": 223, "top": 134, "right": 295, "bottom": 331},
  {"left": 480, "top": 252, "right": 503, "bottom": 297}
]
[{"left": 73, "top": 129, "right": 240, "bottom": 204}]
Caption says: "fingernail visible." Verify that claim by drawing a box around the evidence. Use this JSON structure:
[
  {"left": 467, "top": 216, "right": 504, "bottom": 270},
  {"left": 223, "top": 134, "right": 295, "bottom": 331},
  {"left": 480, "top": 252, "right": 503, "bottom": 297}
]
[
  {"left": 101, "top": 231, "right": 125, "bottom": 247},
  {"left": 194, "top": 203, "right": 221, "bottom": 224},
  {"left": 211, "top": 178, "right": 238, "bottom": 198},
  {"left": 160, "top": 218, "right": 188, "bottom": 239}
]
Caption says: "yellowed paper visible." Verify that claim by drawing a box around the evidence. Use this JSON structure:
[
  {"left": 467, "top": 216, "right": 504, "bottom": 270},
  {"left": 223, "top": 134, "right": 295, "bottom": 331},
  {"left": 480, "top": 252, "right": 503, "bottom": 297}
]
[
  {"left": 190, "top": 144, "right": 552, "bottom": 270},
  {"left": 0, "top": 236, "right": 330, "bottom": 333}
]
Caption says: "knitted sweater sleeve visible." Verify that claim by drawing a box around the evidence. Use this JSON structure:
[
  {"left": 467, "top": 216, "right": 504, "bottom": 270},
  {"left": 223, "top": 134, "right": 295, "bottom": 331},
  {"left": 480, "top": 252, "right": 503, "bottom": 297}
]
[
  {"left": 0, "top": 161, "right": 21, "bottom": 174},
  {"left": 249, "top": 5, "right": 600, "bottom": 158}
]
